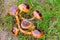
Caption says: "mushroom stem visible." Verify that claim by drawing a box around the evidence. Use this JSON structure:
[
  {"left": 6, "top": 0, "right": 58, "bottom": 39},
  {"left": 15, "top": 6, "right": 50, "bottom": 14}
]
[
  {"left": 15, "top": 16, "right": 20, "bottom": 28},
  {"left": 15, "top": 13, "right": 32, "bottom": 35},
  {"left": 29, "top": 16, "right": 35, "bottom": 20},
  {"left": 19, "top": 11, "right": 25, "bottom": 20},
  {"left": 19, "top": 27, "right": 31, "bottom": 35},
  {"left": 19, "top": 12, "right": 35, "bottom": 20}
]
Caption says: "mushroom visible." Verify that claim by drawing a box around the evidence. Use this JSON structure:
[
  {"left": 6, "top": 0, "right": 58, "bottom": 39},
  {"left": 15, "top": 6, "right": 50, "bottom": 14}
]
[
  {"left": 8, "top": 5, "right": 20, "bottom": 28},
  {"left": 31, "top": 29, "right": 43, "bottom": 38},
  {"left": 19, "top": 10, "right": 42, "bottom": 20},
  {"left": 33, "top": 10, "right": 42, "bottom": 20},
  {"left": 18, "top": 3, "right": 30, "bottom": 13},
  {"left": 8, "top": 5, "right": 18, "bottom": 16},
  {"left": 12, "top": 27, "right": 19, "bottom": 36},
  {"left": 18, "top": 3, "right": 30, "bottom": 20},
  {"left": 21, "top": 19, "right": 35, "bottom": 30}
]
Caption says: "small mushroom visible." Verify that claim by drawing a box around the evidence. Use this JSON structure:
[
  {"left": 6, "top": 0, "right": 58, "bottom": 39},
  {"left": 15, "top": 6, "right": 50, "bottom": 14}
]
[
  {"left": 33, "top": 10, "right": 42, "bottom": 20},
  {"left": 8, "top": 5, "right": 20, "bottom": 28},
  {"left": 8, "top": 5, "right": 18, "bottom": 16},
  {"left": 21, "top": 20, "right": 35, "bottom": 30},
  {"left": 12, "top": 27, "right": 19, "bottom": 36},
  {"left": 18, "top": 3, "right": 30, "bottom": 12},
  {"left": 31, "top": 29, "right": 43, "bottom": 38},
  {"left": 18, "top": 3, "right": 30, "bottom": 20}
]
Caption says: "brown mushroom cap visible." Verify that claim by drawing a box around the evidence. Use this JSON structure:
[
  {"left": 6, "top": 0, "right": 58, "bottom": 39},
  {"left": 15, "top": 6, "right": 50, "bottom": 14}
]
[
  {"left": 12, "top": 27, "right": 19, "bottom": 36},
  {"left": 8, "top": 5, "right": 18, "bottom": 16},
  {"left": 23, "top": 3, "right": 30, "bottom": 9},
  {"left": 33, "top": 10, "right": 42, "bottom": 20},
  {"left": 21, "top": 20, "right": 32, "bottom": 29},
  {"left": 18, "top": 3, "right": 30, "bottom": 12},
  {"left": 31, "top": 29, "right": 43, "bottom": 38},
  {"left": 12, "top": 28, "right": 16, "bottom": 34}
]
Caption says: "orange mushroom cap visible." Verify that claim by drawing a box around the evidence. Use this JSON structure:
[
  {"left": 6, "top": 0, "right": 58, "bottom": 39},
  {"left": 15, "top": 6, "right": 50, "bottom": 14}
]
[
  {"left": 33, "top": 10, "right": 42, "bottom": 20},
  {"left": 12, "top": 27, "right": 19, "bottom": 36},
  {"left": 18, "top": 3, "right": 30, "bottom": 12},
  {"left": 8, "top": 5, "right": 18, "bottom": 16},
  {"left": 21, "top": 20, "right": 32, "bottom": 30},
  {"left": 31, "top": 29, "right": 43, "bottom": 38}
]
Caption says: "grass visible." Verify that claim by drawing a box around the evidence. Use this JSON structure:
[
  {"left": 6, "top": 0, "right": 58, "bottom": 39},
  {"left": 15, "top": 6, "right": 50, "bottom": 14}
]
[{"left": 0, "top": 0, "right": 60, "bottom": 40}]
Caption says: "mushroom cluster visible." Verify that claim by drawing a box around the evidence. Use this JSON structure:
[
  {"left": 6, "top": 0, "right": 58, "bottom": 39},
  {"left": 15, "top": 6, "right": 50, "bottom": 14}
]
[{"left": 8, "top": 3, "right": 43, "bottom": 38}]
